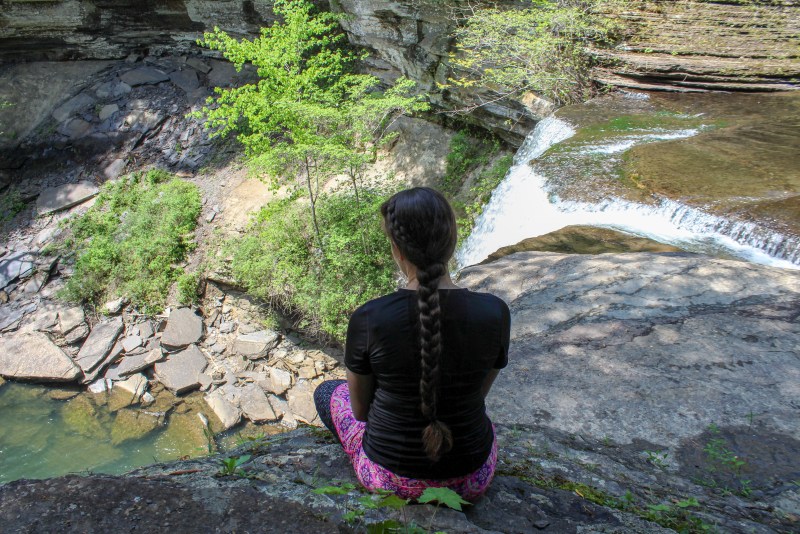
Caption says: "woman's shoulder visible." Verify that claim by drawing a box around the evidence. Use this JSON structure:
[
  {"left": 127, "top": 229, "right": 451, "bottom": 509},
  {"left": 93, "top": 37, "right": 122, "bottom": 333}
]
[
  {"left": 456, "top": 288, "right": 509, "bottom": 313},
  {"left": 352, "top": 289, "right": 408, "bottom": 317}
]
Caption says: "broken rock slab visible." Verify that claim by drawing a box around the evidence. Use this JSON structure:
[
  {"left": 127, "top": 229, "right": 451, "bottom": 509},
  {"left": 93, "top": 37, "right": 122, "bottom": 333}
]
[
  {"left": 287, "top": 380, "right": 320, "bottom": 426},
  {"left": 238, "top": 383, "right": 277, "bottom": 423},
  {"left": 234, "top": 330, "right": 280, "bottom": 360},
  {"left": 75, "top": 317, "right": 124, "bottom": 374},
  {"left": 267, "top": 366, "right": 292, "bottom": 396},
  {"left": 116, "top": 373, "right": 148, "bottom": 399},
  {"left": 161, "top": 308, "right": 203, "bottom": 351},
  {"left": 0, "top": 332, "right": 81, "bottom": 382},
  {"left": 205, "top": 387, "right": 242, "bottom": 430},
  {"left": 105, "top": 348, "right": 163, "bottom": 381},
  {"left": 36, "top": 182, "right": 99, "bottom": 215},
  {"left": 0, "top": 251, "right": 36, "bottom": 290},
  {"left": 119, "top": 67, "right": 170, "bottom": 87},
  {"left": 154, "top": 344, "right": 208, "bottom": 395}
]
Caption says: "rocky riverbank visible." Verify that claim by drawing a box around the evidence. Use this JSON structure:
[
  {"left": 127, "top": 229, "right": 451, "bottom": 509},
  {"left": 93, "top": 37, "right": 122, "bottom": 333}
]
[{"left": 2, "top": 251, "right": 798, "bottom": 533}]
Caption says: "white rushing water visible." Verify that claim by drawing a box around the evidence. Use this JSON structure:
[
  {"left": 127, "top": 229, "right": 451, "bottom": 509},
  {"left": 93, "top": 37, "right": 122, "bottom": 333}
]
[{"left": 457, "top": 117, "right": 800, "bottom": 270}]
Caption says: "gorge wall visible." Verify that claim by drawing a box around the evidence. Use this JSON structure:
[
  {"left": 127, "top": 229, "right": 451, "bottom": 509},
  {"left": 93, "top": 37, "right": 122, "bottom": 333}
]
[{"left": 2, "top": 1, "right": 798, "bottom": 145}]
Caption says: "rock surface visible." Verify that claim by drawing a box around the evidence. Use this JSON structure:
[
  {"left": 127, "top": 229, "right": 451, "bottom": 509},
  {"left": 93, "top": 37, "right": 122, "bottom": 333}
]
[
  {"left": 0, "top": 332, "right": 81, "bottom": 382},
  {"left": 161, "top": 308, "right": 203, "bottom": 351},
  {"left": 153, "top": 344, "right": 207, "bottom": 395},
  {"left": 74, "top": 318, "right": 124, "bottom": 374},
  {"left": 36, "top": 182, "right": 99, "bottom": 215}
]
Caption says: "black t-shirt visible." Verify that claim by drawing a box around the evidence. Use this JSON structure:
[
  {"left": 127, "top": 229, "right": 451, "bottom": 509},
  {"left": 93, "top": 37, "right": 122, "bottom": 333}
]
[{"left": 345, "top": 288, "right": 511, "bottom": 479}]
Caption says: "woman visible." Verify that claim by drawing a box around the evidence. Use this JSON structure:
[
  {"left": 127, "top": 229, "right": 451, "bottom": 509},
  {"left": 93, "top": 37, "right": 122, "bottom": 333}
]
[{"left": 314, "top": 187, "right": 510, "bottom": 500}]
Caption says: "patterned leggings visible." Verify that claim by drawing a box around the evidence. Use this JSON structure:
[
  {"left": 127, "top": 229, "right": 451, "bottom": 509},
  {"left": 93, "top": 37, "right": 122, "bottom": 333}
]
[{"left": 313, "top": 380, "right": 497, "bottom": 501}]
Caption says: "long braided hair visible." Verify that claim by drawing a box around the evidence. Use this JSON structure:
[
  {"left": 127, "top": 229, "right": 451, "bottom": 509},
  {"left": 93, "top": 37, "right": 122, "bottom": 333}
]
[{"left": 381, "top": 187, "right": 458, "bottom": 462}]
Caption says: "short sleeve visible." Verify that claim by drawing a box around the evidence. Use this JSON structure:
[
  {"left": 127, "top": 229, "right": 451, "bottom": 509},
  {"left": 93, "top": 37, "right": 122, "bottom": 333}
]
[
  {"left": 493, "top": 300, "right": 511, "bottom": 369},
  {"left": 345, "top": 305, "right": 372, "bottom": 375}
]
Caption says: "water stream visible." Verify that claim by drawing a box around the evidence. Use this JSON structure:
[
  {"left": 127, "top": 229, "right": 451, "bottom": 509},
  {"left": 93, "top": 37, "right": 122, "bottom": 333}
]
[{"left": 458, "top": 92, "right": 800, "bottom": 270}]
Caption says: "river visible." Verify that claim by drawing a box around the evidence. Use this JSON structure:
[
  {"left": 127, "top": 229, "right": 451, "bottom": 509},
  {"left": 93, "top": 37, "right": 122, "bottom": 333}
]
[{"left": 458, "top": 91, "right": 800, "bottom": 270}]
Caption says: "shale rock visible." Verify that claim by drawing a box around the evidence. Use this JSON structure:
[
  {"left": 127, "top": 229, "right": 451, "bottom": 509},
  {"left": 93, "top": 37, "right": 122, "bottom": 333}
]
[
  {"left": 36, "top": 182, "right": 99, "bottom": 215},
  {"left": 161, "top": 308, "right": 203, "bottom": 351},
  {"left": 75, "top": 317, "right": 124, "bottom": 374},
  {"left": 154, "top": 344, "right": 207, "bottom": 395},
  {"left": 204, "top": 388, "right": 242, "bottom": 430},
  {"left": 0, "top": 332, "right": 81, "bottom": 382},
  {"left": 234, "top": 330, "right": 280, "bottom": 359}
]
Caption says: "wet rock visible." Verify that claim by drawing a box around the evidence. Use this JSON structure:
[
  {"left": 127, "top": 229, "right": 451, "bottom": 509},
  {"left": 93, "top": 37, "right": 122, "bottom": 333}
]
[
  {"left": 161, "top": 308, "right": 203, "bottom": 351},
  {"left": 110, "top": 408, "right": 162, "bottom": 445},
  {"left": 48, "top": 387, "right": 81, "bottom": 401},
  {"left": 105, "top": 348, "right": 163, "bottom": 380},
  {"left": 36, "top": 181, "right": 99, "bottom": 215},
  {"left": 234, "top": 330, "right": 280, "bottom": 360},
  {"left": 120, "top": 67, "right": 170, "bottom": 87},
  {"left": 154, "top": 344, "right": 207, "bottom": 395},
  {"left": 75, "top": 317, "right": 124, "bottom": 374},
  {"left": 0, "top": 332, "right": 81, "bottom": 382},
  {"left": 204, "top": 388, "right": 242, "bottom": 430},
  {"left": 238, "top": 383, "right": 278, "bottom": 423},
  {"left": 52, "top": 93, "right": 95, "bottom": 123},
  {"left": 87, "top": 378, "right": 111, "bottom": 394},
  {"left": 61, "top": 395, "right": 109, "bottom": 439},
  {"left": 267, "top": 367, "right": 292, "bottom": 396},
  {"left": 286, "top": 380, "right": 319, "bottom": 426},
  {"left": 116, "top": 373, "right": 148, "bottom": 399}
]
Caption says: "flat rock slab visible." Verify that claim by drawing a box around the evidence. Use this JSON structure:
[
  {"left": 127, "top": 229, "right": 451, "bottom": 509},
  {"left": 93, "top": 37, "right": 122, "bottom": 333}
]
[
  {"left": 154, "top": 344, "right": 207, "bottom": 395},
  {"left": 36, "top": 181, "right": 99, "bottom": 215},
  {"left": 169, "top": 69, "right": 199, "bottom": 93},
  {"left": 205, "top": 387, "right": 242, "bottom": 430},
  {"left": 0, "top": 251, "right": 36, "bottom": 289},
  {"left": 75, "top": 317, "right": 123, "bottom": 374},
  {"left": 0, "top": 332, "right": 81, "bottom": 382},
  {"left": 234, "top": 330, "right": 280, "bottom": 359},
  {"left": 51, "top": 93, "right": 95, "bottom": 123},
  {"left": 238, "top": 383, "right": 277, "bottom": 423},
  {"left": 286, "top": 380, "right": 319, "bottom": 426},
  {"left": 461, "top": 252, "right": 800, "bottom": 450},
  {"left": 105, "top": 348, "right": 163, "bottom": 381},
  {"left": 119, "top": 67, "right": 170, "bottom": 87},
  {"left": 161, "top": 308, "right": 203, "bottom": 351}
]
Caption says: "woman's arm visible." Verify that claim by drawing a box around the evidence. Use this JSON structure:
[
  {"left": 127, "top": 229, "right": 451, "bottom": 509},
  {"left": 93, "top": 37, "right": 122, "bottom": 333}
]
[
  {"left": 347, "top": 369, "right": 375, "bottom": 422},
  {"left": 481, "top": 368, "right": 501, "bottom": 399}
]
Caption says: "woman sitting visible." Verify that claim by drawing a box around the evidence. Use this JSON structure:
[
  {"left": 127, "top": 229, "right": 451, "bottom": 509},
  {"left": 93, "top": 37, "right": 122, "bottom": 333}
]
[{"left": 314, "top": 187, "right": 510, "bottom": 500}]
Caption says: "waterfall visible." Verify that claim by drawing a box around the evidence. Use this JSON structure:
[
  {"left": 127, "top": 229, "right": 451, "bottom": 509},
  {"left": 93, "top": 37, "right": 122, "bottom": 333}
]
[{"left": 457, "top": 116, "right": 800, "bottom": 271}]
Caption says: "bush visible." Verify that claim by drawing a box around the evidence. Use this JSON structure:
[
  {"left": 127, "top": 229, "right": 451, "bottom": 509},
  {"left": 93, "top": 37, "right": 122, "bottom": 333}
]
[
  {"left": 62, "top": 170, "right": 201, "bottom": 313},
  {"left": 227, "top": 190, "right": 396, "bottom": 341}
]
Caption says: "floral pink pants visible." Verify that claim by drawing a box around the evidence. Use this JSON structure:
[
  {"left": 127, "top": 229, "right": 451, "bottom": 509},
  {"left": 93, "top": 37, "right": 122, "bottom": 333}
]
[{"left": 329, "top": 382, "right": 497, "bottom": 501}]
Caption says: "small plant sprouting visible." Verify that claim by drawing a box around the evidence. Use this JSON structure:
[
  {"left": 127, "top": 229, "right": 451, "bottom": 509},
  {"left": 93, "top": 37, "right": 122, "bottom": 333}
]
[
  {"left": 217, "top": 454, "right": 251, "bottom": 476},
  {"left": 704, "top": 438, "right": 746, "bottom": 474},
  {"left": 644, "top": 450, "right": 669, "bottom": 470}
]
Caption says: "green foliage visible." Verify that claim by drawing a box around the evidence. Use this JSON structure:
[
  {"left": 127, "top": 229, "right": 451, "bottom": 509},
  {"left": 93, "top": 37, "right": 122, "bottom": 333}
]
[
  {"left": 456, "top": 154, "right": 513, "bottom": 243},
  {"left": 226, "top": 189, "right": 396, "bottom": 341},
  {"left": 0, "top": 189, "right": 27, "bottom": 223},
  {"left": 442, "top": 130, "right": 501, "bottom": 195},
  {"left": 217, "top": 454, "right": 250, "bottom": 476},
  {"left": 447, "top": 0, "right": 628, "bottom": 105},
  {"left": 194, "top": 0, "right": 427, "bottom": 244},
  {"left": 418, "top": 487, "right": 471, "bottom": 512},
  {"left": 61, "top": 170, "right": 201, "bottom": 313},
  {"left": 176, "top": 271, "right": 201, "bottom": 306}
]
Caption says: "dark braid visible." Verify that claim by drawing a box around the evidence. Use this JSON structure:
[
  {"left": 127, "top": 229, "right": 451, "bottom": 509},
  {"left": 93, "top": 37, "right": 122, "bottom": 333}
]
[{"left": 381, "top": 188, "right": 457, "bottom": 462}]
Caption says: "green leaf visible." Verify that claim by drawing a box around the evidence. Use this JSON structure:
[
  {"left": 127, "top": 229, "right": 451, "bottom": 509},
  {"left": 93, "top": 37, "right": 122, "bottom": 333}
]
[
  {"left": 376, "top": 494, "right": 409, "bottom": 510},
  {"left": 366, "top": 519, "right": 403, "bottom": 534},
  {"left": 418, "top": 487, "right": 471, "bottom": 511},
  {"left": 313, "top": 484, "right": 354, "bottom": 495}
]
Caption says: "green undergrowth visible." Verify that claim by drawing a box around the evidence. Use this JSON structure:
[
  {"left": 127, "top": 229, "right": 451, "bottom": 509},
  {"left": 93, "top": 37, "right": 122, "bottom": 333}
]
[
  {"left": 222, "top": 189, "right": 396, "bottom": 342},
  {"left": 441, "top": 129, "right": 513, "bottom": 244},
  {"left": 60, "top": 169, "right": 202, "bottom": 313},
  {"left": 0, "top": 189, "right": 27, "bottom": 224},
  {"left": 498, "top": 460, "right": 713, "bottom": 533}
]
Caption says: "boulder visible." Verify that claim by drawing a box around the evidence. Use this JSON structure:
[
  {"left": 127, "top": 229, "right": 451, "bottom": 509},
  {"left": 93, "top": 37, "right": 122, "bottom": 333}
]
[
  {"left": 0, "top": 332, "right": 81, "bottom": 382},
  {"left": 204, "top": 388, "right": 241, "bottom": 430},
  {"left": 105, "top": 348, "right": 163, "bottom": 380},
  {"left": 119, "top": 67, "right": 170, "bottom": 87},
  {"left": 104, "top": 297, "right": 127, "bottom": 315},
  {"left": 36, "top": 182, "right": 99, "bottom": 215},
  {"left": 286, "top": 380, "right": 320, "bottom": 426},
  {"left": 169, "top": 69, "right": 200, "bottom": 93},
  {"left": 154, "top": 344, "right": 207, "bottom": 395},
  {"left": 267, "top": 367, "right": 292, "bottom": 395},
  {"left": 161, "top": 308, "right": 203, "bottom": 351},
  {"left": 233, "top": 330, "right": 280, "bottom": 359},
  {"left": 268, "top": 395, "right": 297, "bottom": 430},
  {"left": 115, "top": 373, "right": 148, "bottom": 399},
  {"left": 238, "top": 383, "right": 277, "bottom": 423},
  {"left": 186, "top": 57, "right": 211, "bottom": 74},
  {"left": 75, "top": 317, "right": 123, "bottom": 373}
]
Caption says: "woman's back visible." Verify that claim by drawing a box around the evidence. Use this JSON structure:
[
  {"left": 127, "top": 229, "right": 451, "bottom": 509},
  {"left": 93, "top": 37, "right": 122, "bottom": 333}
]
[{"left": 346, "top": 287, "right": 510, "bottom": 479}]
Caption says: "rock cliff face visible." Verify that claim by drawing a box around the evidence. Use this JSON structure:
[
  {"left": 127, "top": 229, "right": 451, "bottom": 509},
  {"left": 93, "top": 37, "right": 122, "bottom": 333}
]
[{"left": 2, "top": 1, "right": 797, "bottom": 144}]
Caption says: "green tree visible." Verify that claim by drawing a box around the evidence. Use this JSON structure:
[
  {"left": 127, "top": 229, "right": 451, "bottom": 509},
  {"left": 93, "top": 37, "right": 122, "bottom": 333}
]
[
  {"left": 195, "top": 0, "right": 426, "bottom": 250},
  {"left": 446, "top": 0, "right": 626, "bottom": 106}
]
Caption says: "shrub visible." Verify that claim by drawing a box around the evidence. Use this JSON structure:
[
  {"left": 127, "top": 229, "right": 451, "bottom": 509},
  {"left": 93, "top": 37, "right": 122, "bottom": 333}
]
[
  {"left": 62, "top": 170, "right": 201, "bottom": 313},
  {"left": 227, "top": 189, "right": 396, "bottom": 341}
]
